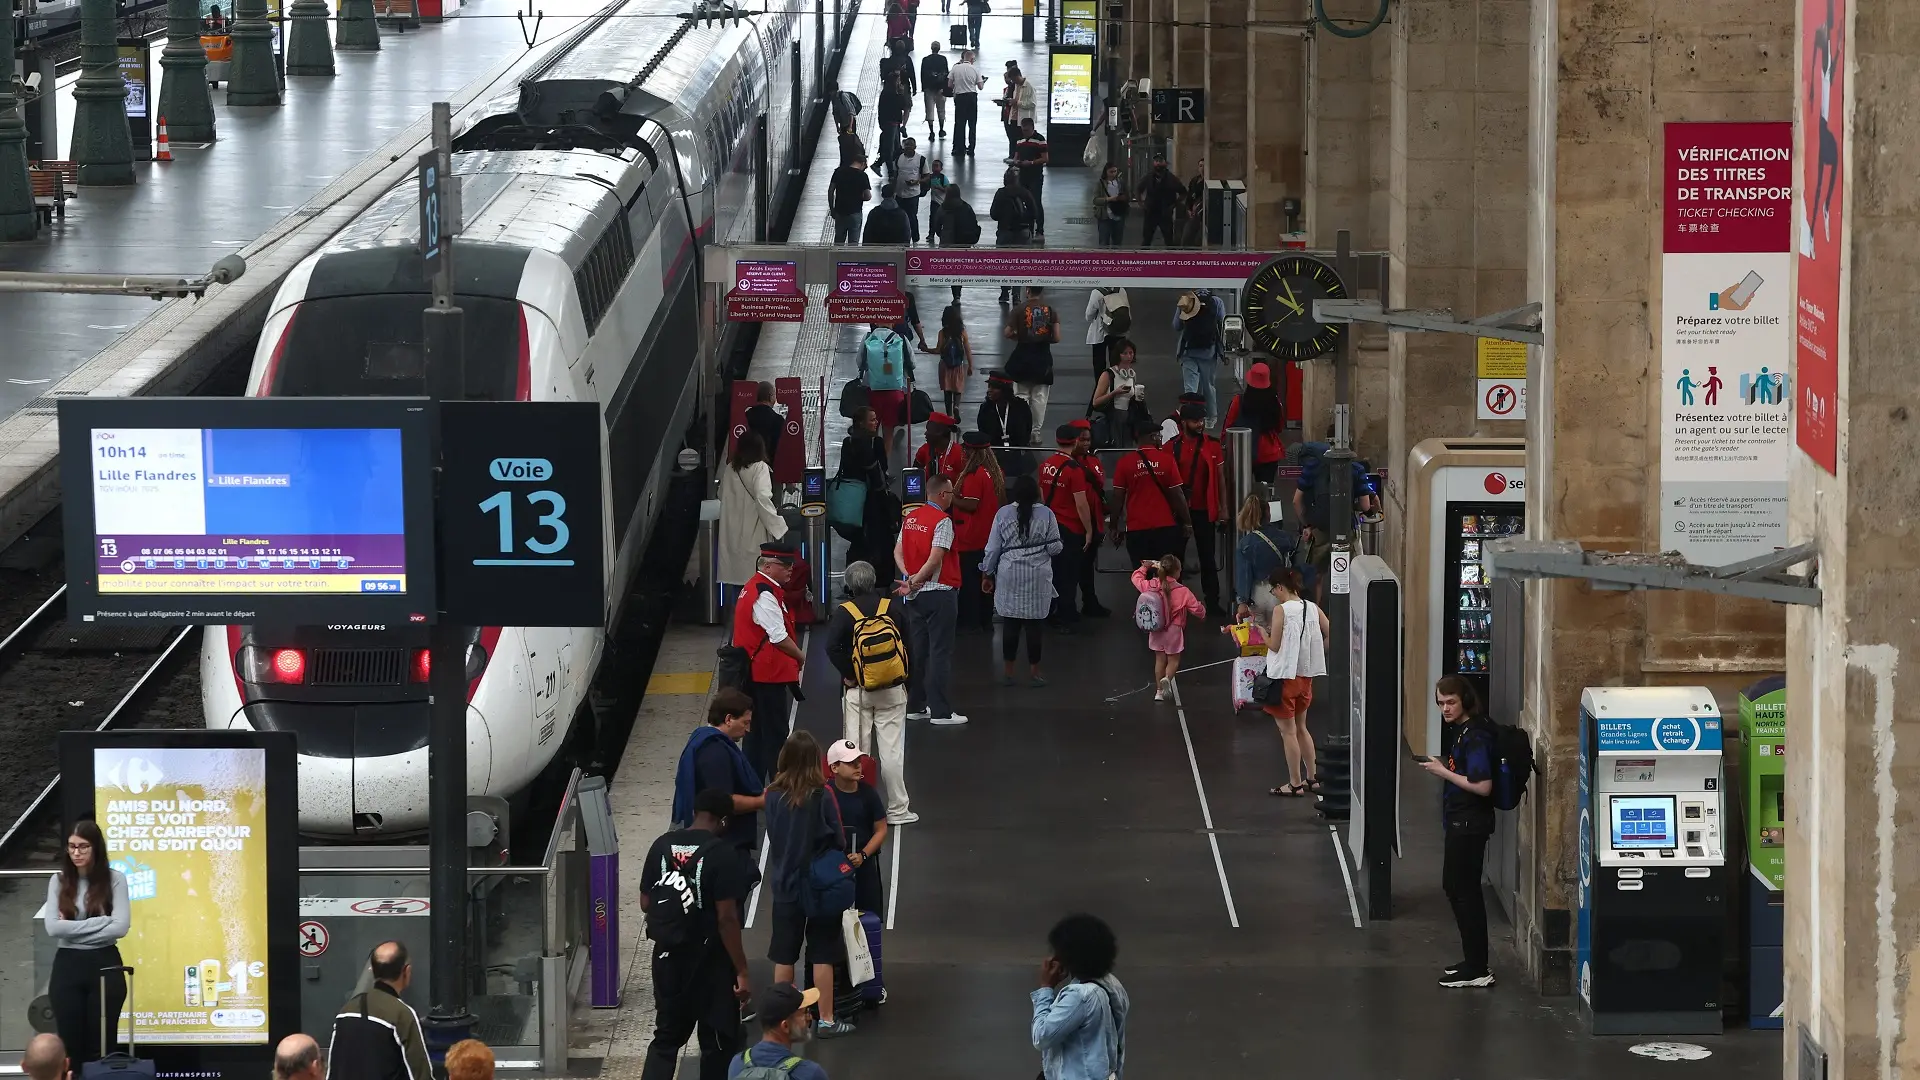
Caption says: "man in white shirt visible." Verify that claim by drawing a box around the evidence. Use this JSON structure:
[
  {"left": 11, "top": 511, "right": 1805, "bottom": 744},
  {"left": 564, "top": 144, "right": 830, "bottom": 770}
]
[
  {"left": 894, "top": 137, "right": 928, "bottom": 242},
  {"left": 948, "top": 50, "right": 985, "bottom": 156},
  {"left": 894, "top": 476, "right": 966, "bottom": 726}
]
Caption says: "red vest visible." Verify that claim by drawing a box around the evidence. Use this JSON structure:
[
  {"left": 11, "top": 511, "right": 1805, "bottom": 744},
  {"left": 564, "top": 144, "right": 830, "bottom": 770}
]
[
  {"left": 732, "top": 572, "right": 801, "bottom": 684},
  {"left": 899, "top": 504, "right": 963, "bottom": 589}
]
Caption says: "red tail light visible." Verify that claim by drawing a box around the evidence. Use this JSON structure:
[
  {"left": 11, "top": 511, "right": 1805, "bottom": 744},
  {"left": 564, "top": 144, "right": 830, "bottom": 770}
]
[
  {"left": 238, "top": 645, "right": 307, "bottom": 684},
  {"left": 411, "top": 648, "right": 432, "bottom": 683},
  {"left": 516, "top": 306, "right": 532, "bottom": 401},
  {"left": 409, "top": 643, "right": 491, "bottom": 683}
]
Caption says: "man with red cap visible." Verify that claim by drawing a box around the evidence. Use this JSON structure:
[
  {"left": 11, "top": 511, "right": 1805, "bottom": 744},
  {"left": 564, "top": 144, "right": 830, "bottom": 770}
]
[
  {"left": 912, "top": 412, "right": 966, "bottom": 483},
  {"left": 1067, "top": 418, "right": 1111, "bottom": 616},
  {"left": 1224, "top": 361, "right": 1286, "bottom": 484},
  {"left": 1109, "top": 417, "right": 1191, "bottom": 565},
  {"left": 1166, "top": 401, "right": 1228, "bottom": 617},
  {"left": 730, "top": 537, "right": 806, "bottom": 781},
  {"left": 1038, "top": 424, "right": 1098, "bottom": 629}
]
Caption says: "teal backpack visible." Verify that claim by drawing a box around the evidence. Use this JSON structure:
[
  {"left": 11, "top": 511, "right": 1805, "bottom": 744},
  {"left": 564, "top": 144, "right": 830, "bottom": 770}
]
[{"left": 735, "top": 1052, "right": 806, "bottom": 1079}]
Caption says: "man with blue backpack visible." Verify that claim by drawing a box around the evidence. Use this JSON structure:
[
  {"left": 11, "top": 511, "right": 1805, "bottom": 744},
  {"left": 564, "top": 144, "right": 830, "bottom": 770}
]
[
  {"left": 1419, "top": 675, "right": 1500, "bottom": 989},
  {"left": 860, "top": 321, "right": 914, "bottom": 448}
]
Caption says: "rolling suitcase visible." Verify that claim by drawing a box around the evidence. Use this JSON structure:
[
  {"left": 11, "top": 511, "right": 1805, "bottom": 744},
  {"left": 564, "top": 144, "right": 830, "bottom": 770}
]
[
  {"left": 855, "top": 909, "right": 886, "bottom": 1003},
  {"left": 83, "top": 965, "right": 154, "bottom": 1079},
  {"left": 949, "top": 22, "right": 967, "bottom": 46}
]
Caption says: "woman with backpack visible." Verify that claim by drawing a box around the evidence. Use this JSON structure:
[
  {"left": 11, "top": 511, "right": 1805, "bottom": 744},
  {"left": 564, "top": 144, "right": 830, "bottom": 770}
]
[
  {"left": 1262, "top": 568, "right": 1327, "bottom": 797},
  {"left": 1130, "top": 554, "right": 1205, "bottom": 702},
  {"left": 979, "top": 473, "right": 1063, "bottom": 687},
  {"left": 925, "top": 303, "right": 972, "bottom": 418},
  {"left": 762, "top": 730, "right": 857, "bottom": 1039},
  {"left": 1222, "top": 361, "right": 1286, "bottom": 483},
  {"left": 1231, "top": 493, "right": 1302, "bottom": 624},
  {"left": 1083, "top": 285, "right": 1129, "bottom": 373}
]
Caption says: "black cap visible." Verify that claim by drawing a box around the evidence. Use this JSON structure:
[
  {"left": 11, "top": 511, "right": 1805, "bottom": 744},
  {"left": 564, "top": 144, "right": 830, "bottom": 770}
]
[
  {"left": 1056, "top": 423, "right": 1082, "bottom": 445},
  {"left": 1132, "top": 416, "right": 1162, "bottom": 439},
  {"left": 759, "top": 537, "right": 800, "bottom": 562},
  {"left": 962, "top": 429, "right": 991, "bottom": 449},
  {"left": 757, "top": 982, "right": 820, "bottom": 1024},
  {"left": 1179, "top": 403, "right": 1207, "bottom": 421},
  {"left": 1178, "top": 392, "right": 1207, "bottom": 406}
]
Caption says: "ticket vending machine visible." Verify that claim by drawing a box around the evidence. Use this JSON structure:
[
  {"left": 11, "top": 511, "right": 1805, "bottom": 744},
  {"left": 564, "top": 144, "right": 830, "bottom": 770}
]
[
  {"left": 1577, "top": 686, "right": 1728, "bottom": 1035},
  {"left": 1739, "top": 675, "right": 1786, "bottom": 1028}
]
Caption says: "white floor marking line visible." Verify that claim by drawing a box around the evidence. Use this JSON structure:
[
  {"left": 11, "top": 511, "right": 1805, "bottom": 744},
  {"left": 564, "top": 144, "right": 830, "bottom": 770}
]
[
  {"left": 744, "top": 835, "right": 771, "bottom": 929},
  {"left": 1170, "top": 682, "right": 1240, "bottom": 928},
  {"left": 1328, "top": 825, "right": 1362, "bottom": 928},
  {"left": 886, "top": 823, "right": 901, "bottom": 931}
]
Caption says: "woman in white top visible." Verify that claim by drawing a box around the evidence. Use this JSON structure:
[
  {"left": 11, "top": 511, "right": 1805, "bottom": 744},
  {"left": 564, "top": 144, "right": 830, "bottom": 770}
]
[
  {"left": 1087, "top": 336, "right": 1142, "bottom": 448},
  {"left": 45, "top": 819, "right": 131, "bottom": 1065},
  {"left": 718, "top": 429, "right": 789, "bottom": 587},
  {"left": 1263, "top": 567, "right": 1329, "bottom": 797}
]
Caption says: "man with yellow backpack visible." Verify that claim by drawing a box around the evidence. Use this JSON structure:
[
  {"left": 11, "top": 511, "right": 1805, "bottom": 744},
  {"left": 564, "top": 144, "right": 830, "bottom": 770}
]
[{"left": 823, "top": 560, "right": 917, "bottom": 824}]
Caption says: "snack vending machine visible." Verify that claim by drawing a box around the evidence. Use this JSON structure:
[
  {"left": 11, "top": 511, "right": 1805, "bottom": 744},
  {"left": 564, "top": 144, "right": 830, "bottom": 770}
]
[{"left": 1403, "top": 439, "right": 1526, "bottom": 754}]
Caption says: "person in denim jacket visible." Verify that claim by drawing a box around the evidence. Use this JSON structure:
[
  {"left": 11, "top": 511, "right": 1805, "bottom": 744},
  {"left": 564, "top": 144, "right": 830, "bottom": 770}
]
[{"left": 1031, "top": 914, "right": 1129, "bottom": 1080}]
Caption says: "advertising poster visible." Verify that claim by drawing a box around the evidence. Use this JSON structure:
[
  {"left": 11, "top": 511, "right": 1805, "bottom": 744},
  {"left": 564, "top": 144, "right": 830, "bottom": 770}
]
[
  {"left": 1795, "top": 0, "right": 1846, "bottom": 473},
  {"left": 94, "top": 744, "right": 271, "bottom": 1045},
  {"left": 1048, "top": 52, "right": 1093, "bottom": 126},
  {"left": 116, "top": 46, "right": 149, "bottom": 119},
  {"left": 1659, "top": 122, "right": 1793, "bottom": 565},
  {"left": 1060, "top": 0, "right": 1097, "bottom": 45}
]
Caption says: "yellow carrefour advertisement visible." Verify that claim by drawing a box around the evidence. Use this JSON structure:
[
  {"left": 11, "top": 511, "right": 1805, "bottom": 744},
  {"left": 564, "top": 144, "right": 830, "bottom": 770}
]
[
  {"left": 95, "top": 746, "right": 271, "bottom": 1045},
  {"left": 1049, "top": 52, "right": 1094, "bottom": 126}
]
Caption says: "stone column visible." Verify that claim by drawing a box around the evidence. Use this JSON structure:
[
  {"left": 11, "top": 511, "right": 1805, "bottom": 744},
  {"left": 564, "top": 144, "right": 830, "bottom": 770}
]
[
  {"left": 336, "top": 0, "right": 382, "bottom": 51},
  {"left": 286, "top": 0, "right": 338, "bottom": 76},
  {"left": 71, "top": 0, "right": 135, "bottom": 186},
  {"left": 227, "top": 0, "right": 282, "bottom": 104},
  {"left": 1246, "top": 0, "right": 1304, "bottom": 248},
  {"left": 1782, "top": 0, "right": 1920, "bottom": 1074},
  {"left": 1205, "top": 0, "right": 1246, "bottom": 190},
  {"left": 1519, "top": 0, "right": 1792, "bottom": 992},
  {"left": 158, "top": 0, "right": 217, "bottom": 143},
  {"left": 0, "top": 74, "right": 38, "bottom": 240}
]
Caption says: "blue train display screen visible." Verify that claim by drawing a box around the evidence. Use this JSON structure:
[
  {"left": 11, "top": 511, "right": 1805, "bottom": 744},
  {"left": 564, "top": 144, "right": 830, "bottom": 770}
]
[
  {"left": 1609, "top": 795, "right": 1677, "bottom": 850},
  {"left": 88, "top": 426, "right": 410, "bottom": 596}
]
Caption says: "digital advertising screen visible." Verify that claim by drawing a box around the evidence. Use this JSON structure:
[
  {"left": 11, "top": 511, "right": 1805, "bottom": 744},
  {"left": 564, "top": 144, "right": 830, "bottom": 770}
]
[
  {"left": 1610, "top": 795, "right": 1677, "bottom": 850},
  {"left": 59, "top": 397, "right": 437, "bottom": 625},
  {"left": 1061, "top": 0, "right": 1097, "bottom": 44},
  {"left": 1049, "top": 51, "right": 1094, "bottom": 127},
  {"left": 61, "top": 730, "right": 299, "bottom": 1078}
]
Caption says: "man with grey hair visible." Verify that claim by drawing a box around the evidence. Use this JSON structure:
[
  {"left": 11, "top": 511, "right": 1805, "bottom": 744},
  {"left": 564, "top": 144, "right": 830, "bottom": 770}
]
[
  {"left": 825, "top": 561, "right": 915, "bottom": 824},
  {"left": 274, "top": 1033, "right": 323, "bottom": 1080},
  {"left": 22, "top": 1033, "right": 66, "bottom": 1080}
]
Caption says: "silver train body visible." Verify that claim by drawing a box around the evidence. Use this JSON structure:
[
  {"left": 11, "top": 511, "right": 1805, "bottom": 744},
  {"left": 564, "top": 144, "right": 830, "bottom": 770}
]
[{"left": 200, "top": 0, "right": 822, "bottom": 836}]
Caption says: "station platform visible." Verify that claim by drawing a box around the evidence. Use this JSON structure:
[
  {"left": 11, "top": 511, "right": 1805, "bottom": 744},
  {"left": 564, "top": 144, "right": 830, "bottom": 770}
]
[
  {"left": 565, "top": 10, "right": 1777, "bottom": 1079},
  {"left": 0, "top": 0, "right": 603, "bottom": 422}
]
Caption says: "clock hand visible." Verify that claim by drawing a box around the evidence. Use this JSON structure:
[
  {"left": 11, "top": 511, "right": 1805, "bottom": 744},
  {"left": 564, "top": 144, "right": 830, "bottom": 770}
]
[{"left": 1279, "top": 281, "right": 1306, "bottom": 316}]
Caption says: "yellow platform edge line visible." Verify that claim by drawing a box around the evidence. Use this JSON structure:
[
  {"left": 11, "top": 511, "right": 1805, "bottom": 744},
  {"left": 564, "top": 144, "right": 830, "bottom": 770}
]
[{"left": 646, "top": 671, "right": 715, "bottom": 695}]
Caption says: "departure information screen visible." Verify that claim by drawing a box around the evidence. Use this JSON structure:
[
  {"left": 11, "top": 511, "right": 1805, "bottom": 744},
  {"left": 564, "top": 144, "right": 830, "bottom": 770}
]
[
  {"left": 89, "top": 427, "right": 409, "bottom": 596},
  {"left": 1610, "top": 795, "right": 1677, "bottom": 850}
]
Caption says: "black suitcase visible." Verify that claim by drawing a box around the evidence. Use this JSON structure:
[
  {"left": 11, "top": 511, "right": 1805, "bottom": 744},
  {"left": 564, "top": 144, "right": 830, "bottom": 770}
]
[
  {"left": 949, "top": 22, "right": 967, "bottom": 46},
  {"left": 82, "top": 965, "right": 155, "bottom": 1079}
]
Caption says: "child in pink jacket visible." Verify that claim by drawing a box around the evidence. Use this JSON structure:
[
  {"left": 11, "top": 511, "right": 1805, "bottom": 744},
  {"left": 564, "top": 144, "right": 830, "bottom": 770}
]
[{"left": 1132, "top": 554, "right": 1207, "bottom": 701}]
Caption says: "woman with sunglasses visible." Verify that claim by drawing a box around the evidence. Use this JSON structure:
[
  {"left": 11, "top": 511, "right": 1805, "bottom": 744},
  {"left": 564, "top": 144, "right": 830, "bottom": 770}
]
[{"left": 45, "top": 819, "right": 131, "bottom": 1066}]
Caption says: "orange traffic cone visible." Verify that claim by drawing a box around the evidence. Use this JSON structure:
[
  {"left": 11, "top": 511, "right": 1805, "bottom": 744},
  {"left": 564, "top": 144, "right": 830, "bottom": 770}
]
[{"left": 155, "top": 116, "right": 172, "bottom": 162}]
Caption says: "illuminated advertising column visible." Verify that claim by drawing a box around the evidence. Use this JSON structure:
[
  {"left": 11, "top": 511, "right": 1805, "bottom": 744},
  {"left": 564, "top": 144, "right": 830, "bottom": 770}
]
[{"left": 62, "top": 730, "right": 299, "bottom": 1080}]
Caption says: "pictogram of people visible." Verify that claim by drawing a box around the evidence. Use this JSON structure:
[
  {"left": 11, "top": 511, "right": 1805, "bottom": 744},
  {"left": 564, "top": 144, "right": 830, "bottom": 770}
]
[
  {"left": 1676, "top": 368, "right": 1697, "bottom": 407},
  {"left": 1702, "top": 366, "right": 1723, "bottom": 406}
]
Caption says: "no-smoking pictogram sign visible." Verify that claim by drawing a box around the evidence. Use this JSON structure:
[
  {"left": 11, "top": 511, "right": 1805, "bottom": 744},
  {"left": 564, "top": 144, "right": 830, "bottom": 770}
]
[{"left": 298, "top": 921, "right": 329, "bottom": 957}]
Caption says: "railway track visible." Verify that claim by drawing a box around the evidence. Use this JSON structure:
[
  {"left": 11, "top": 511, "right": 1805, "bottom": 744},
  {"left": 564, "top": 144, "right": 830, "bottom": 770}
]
[{"left": 0, "top": 584, "right": 201, "bottom": 868}]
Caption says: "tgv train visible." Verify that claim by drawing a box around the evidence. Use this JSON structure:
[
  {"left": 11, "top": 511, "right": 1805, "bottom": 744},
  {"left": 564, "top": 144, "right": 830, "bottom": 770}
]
[{"left": 200, "top": 0, "right": 826, "bottom": 836}]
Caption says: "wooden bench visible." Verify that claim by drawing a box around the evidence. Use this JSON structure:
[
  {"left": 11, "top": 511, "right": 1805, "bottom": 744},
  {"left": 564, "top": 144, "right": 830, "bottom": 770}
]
[{"left": 27, "top": 162, "right": 75, "bottom": 224}]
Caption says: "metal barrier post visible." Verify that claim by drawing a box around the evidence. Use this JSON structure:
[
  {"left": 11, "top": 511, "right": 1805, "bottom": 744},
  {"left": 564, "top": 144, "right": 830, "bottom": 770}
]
[
  {"left": 1225, "top": 426, "right": 1254, "bottom": 603},
  {"left": 804, "top": 513, "right": 832, "bottom": 621}
]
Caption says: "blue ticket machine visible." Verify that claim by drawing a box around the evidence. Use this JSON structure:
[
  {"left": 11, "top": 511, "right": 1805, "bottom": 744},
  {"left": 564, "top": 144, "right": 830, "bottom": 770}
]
[{"left": 1577, "top": 686, "right": 1728, "bottom": 1034}]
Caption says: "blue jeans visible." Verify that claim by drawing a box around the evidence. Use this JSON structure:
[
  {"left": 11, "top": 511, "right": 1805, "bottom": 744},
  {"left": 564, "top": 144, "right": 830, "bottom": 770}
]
[
  {"left": 905, "top": 587, "right": 957, "bottom": 718},
  {"left": 1179, "top": 349, "right": 1220, "bottom": 421},
  {"left": 967, "top": 11, "right": 982, "bottom": 44},
  {"left": 1095, "top": 217, "right": 1124, "bottom": 246},
  {"left": 834, "top": 213, "right": 863, "bottom": 244}
]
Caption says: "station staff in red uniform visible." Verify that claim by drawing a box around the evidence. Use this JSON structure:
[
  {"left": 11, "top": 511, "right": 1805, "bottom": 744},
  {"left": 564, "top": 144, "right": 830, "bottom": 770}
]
[
  {"left": 894, "top": 476, "right": 966, "bottom": 726},
  {"left": 1067, "top": 419, "right": 1112, "bottom": 617},
  {"left": 1165, "top": 401, "right": 1227, "bottom": 618},
  {"left": 1110, "top": 417, "right": 1191, "bottom": 566},
  {"left": 913, "top": 412, "right": 967, "bottom": 483},
  {"left": 950, "top": 430, "right": 1004, "bottom": 633},
  {"left": 731, "top": 538, "right": 806, "bottom": 781},
  {"left": 1038, "top": 424, "right": 1098, "bottom": 628},
  {"left": 1223, "top": 362, "right": 1286, "bottom": 484}
]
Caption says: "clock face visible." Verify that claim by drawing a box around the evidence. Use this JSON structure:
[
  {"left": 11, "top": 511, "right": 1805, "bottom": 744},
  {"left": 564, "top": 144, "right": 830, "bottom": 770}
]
[{"left": 1240, "top": 255, "right": 1350, "bottom": 361}]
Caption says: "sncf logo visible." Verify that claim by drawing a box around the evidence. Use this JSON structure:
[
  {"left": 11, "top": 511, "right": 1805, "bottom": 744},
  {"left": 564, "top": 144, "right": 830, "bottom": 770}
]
[{"left": 1484, "top": 472, "right": 1524, "bottom": 495}]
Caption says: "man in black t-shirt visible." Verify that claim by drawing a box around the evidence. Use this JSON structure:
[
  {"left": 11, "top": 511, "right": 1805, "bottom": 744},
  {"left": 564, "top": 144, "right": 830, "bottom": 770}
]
[
  {"left": 1011, "top": 117, "right": 1050, "bottom": 238},
  {"left": 829, "top": 156, "right": 873, "bottom": 244},
  {"left": 640, "top": 789, "right": 753, "bottom": 1080},
  {"left": 1419, "top": 676, "right": 1497, "bottom": 989}
]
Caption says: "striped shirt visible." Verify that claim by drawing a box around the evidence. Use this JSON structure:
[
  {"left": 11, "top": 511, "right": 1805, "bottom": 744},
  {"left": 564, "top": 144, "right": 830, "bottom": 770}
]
[{"left": 979, "top": 504, "right": 1064, "bottom": 620}]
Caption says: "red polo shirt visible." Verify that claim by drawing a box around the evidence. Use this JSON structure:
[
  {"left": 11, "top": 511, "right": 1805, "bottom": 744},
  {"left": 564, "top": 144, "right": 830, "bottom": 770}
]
[
  {"left": 913, "top": 441, "right": 966, "bottom": 481},
  {"left": 951, "top": 466, "right": 1000, "bottom": 552},
  {"left": 1038, "top": 452, "right": 1093, "bottom": 534},
  {"left": 1112, "top": 445, "right": 1185, "bottom": 531}
]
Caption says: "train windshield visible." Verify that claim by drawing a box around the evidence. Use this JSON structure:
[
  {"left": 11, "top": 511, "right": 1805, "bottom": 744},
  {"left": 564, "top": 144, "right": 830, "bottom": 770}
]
[{"left": 269, "top": 294, "right": 525, "bottom": 398}]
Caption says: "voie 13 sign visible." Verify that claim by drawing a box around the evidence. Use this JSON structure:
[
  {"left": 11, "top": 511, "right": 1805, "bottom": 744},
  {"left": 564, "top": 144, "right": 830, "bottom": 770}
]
[{"left": 439, "top": 400, "right": 606, "bottom": 628}]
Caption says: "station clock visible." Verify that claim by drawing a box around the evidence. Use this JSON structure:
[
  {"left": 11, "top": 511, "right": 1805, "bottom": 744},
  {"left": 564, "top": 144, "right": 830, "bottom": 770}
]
[{"left": 1240, "top": 254, "right": 1349, "bottom": 361}]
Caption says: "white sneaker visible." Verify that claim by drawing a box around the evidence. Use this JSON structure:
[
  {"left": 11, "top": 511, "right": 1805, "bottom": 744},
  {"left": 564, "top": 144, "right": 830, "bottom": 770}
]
[
  {"left": 907, "top": 709, "right": 932, "bottom": 721},
  {"left": 929, "top": 713, "right": 969, "bottom": 726},
  {"left": 888, "top": 811, "right": 920, "bottom": 825},
  {"left": 1152, "top": 687, "right": 1165, "bottom": 701}
]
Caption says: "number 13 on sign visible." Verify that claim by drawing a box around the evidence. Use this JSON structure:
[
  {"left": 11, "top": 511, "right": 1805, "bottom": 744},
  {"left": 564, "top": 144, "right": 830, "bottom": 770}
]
[{"left": 476, "top": 490, "right": 572, "bottom": 564}]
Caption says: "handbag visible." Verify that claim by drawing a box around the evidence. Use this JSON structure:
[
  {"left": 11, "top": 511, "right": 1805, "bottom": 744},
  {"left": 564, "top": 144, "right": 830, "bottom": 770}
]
[
  {"left": 802, "top": 791, "right": 858, "bottom": 917},
  {"left": 838, "top": 378, "right": 871, "bottom": 420},
  {"left": 1250, "top": 672, "right": 1286, "bottom": 705},
  {"left": 909, "top": 387, "right": 933, "bottom": 425},
  {"left": 826, "top": 476, "right": 869, "bottom": 528}
]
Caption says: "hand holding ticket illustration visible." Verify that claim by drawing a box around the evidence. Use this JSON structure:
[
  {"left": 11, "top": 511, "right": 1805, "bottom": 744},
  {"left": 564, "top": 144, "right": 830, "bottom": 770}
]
[{"left": 1716, "top": 270, "right": 1764, "bottom": 311}]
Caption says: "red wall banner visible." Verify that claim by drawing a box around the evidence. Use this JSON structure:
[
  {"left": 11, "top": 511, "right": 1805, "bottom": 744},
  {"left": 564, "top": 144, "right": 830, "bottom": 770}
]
[{"left": 1795, "top": 0, "right": 1846, "bottom": 474}]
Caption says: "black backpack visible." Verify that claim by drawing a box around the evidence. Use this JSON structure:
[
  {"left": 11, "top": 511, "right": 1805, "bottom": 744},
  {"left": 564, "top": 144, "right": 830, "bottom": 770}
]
[
  {"left": 1489, "top": 721, "right": 1536, "bottom": 811},
  {"left": 644, "top": 834, "right": 722, "bottom": 947},
  {"left": 947, "top": 199, "right": 981, "bottom": 244},
  {"left": 1183, "top": 293, "right": 1218, "bottom": 350}
]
